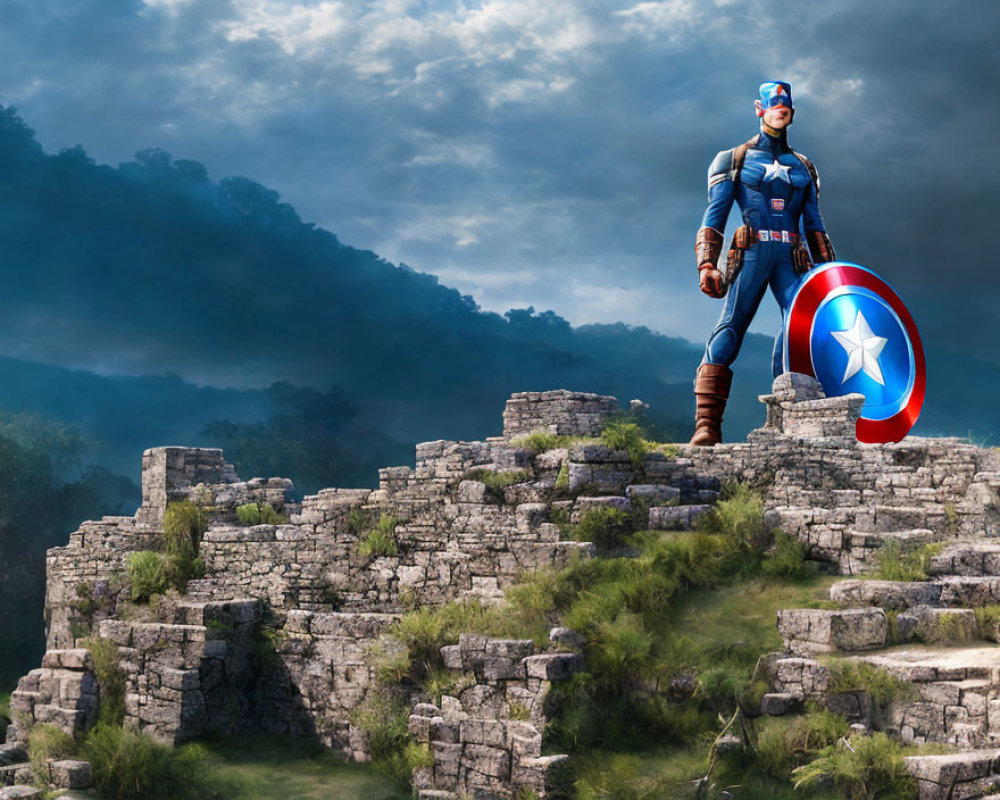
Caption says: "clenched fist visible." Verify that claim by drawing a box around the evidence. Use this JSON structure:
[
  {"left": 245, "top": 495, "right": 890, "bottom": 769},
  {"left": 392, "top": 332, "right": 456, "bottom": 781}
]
[{"left": 699, "top": 267, "right": 725, "bottom": 298}]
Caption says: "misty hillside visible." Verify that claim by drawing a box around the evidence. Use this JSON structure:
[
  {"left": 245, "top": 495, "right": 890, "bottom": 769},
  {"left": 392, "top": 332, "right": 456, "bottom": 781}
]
[{"left": 0, "top": 103, "right": 784, "bottom": 458}]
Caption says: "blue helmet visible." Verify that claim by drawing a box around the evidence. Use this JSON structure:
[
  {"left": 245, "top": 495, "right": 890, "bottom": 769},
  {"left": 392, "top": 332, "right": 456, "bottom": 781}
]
[{"left": 759, "top": 81, "right": 793, "bottom": 110}]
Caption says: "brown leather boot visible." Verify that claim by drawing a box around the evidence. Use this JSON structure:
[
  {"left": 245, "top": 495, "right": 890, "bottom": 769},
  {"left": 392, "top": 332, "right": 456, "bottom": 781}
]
[{"left": 689, "top": 363, "right": 733, "bottom": 446}]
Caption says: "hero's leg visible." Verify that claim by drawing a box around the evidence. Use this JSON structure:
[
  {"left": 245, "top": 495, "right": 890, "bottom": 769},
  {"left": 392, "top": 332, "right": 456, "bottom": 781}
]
[
  {"left": 700, "top": 248, "right": 772, "bottom": 367},
  {"left": 691, "top": 248, "right": 772, "bottom": 446},
  {"left": 768, "top": 258, "right": 802, "bottom": 378}
]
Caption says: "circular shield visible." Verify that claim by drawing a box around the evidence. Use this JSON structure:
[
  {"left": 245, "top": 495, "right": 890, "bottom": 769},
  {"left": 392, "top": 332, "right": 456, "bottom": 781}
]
[{"left": 783, "top": 262, "right": 925, "bottom": 443}]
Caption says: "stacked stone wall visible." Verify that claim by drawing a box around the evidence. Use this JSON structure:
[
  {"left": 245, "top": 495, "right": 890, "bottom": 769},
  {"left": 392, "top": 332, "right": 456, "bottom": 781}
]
[
  {"left": 501, "top": 390, "right": 617, "bottom": 440},
  {"left": 409, "top": 634, "right": 577, "bottom": 799},
  {"left": 15, "top": 382, "right": 1000, "bottom": 798}
]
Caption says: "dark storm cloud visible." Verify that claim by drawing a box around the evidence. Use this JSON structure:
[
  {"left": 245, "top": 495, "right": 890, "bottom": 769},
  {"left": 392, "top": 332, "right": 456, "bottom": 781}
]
[{"left": 0, "top": 0, "right": 996, "bottom": 369}]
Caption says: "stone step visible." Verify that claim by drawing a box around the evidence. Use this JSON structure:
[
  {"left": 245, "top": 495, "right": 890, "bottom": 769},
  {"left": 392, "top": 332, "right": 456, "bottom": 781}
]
[
  {"left": 831, "top": 577, "right": 1000, "bottom": 610},
  {"left": 930, "top": 542, "right": 1000, "bottom": 577},
  {"left": 852, "top": 645, "right": 1000, "bottom": 685},
  {"left": 771, "top": 647, "right": 1000, "bottom": 749},
  {"left": 905, "top": 750, "right": 1000, "bottom": 800},
  {"left": 781, "top": 604, "right": 985, "bottom": 653},
  {"left": 777, "top": 608, "right": 888, "bottom": 656},
  {"left": 0, "top": 787, "right": 43, "bottom": 799}
]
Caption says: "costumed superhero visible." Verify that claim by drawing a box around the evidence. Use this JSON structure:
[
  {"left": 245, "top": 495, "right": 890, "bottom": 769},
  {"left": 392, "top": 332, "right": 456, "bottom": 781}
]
[{"left": 689, "top": 80, "right": 836, "bottom": 446}]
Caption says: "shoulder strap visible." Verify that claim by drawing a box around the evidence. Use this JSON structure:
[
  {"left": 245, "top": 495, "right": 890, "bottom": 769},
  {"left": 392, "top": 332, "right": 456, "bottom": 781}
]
[
  {"left": 792, "top": 150, "right": 820, "bottom": 196},
  {"left": 730, "top": 135, "right": 758, "bottom": 187}
]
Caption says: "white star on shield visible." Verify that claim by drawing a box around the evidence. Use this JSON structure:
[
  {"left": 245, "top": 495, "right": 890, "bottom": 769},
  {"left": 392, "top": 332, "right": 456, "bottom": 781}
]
[{"left": 831, "top": 310, "right": 888, "bottom": 386}]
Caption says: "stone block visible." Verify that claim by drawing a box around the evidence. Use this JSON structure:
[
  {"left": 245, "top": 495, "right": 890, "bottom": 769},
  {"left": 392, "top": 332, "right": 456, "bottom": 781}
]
[
  {"left": 777, "top": 608, "right": 887, "bottom": 653},
  {"left": 461, "top": 744, "right": 510, "bottom": 781},
  {"left": 0, "top": 787, "right": 44, "bottom": 799},
  {"left": 523, "top": 653, "right": 582, "bottom": 681},
  {"left": 47, "top": 760, "right": 92, "bottom": 790},
  {"left": 483, "top": 658, "right": 523, "bottom": 682},
  {"left": 441, "top": 646, "right": 463, "bottom": 670},
  {"left": 0, "top": 745, "right": 27, "bottom": 767},
  {"left": 40, "top": 650, "right": 92, "bottom": 671},
  {"left": 626, "top": 485, "right": 681, "bottom": 505},
  {"left": 549, "top": 627, "right": 586, "bottom": 650},
  {"left": 831, "top": 580, "right": 943, "bottom": 610},
  {"left": 760, "top": 693, "right": 798, "bottom": 716},
  {"left": 431, "top": 742, "right": 462, "bottom": 777},
  {"left": 648, "top": 504, "right": 713, "bottom": 530},
  {"left": 429, "top": 717, "right": 459, "bottom": 744}
]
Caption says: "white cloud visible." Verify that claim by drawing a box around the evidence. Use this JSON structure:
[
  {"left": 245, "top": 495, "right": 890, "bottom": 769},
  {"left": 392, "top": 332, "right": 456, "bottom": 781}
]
[
  {"left": 219, "top": 1, "right": 350, "bottom": 56},
  {"left": 615, "top": 0, "right": 701, "bottom": 39}
]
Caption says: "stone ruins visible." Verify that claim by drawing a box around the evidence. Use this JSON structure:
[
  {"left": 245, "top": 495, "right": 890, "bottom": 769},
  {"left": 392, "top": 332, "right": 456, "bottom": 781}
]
[{"left": 4, "top": 377, "right": 1000, "bottom": 799}]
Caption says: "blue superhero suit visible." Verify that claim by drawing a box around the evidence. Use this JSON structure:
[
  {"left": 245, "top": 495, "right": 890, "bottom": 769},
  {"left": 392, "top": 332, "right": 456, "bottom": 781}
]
[
  {"left": 688, "top": 80, "right": 836, "bottom": 447},
  {"left": 700, "top": 127, "right": 832, "bottom": 376}
]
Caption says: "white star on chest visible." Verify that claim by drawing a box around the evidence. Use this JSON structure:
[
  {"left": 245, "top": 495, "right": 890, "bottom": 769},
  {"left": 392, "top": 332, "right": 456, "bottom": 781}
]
[
  {"left": 763, "top": 160, "right": 792, "bottom": 183},
  {"left": 831, "top": 311, "right": 888, "bottom": 386}
]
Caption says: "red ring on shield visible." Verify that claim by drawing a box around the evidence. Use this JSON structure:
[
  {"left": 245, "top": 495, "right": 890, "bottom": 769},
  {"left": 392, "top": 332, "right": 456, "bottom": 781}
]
[{"left": 785, "top": 262, "right": 925, "bottom": 444}]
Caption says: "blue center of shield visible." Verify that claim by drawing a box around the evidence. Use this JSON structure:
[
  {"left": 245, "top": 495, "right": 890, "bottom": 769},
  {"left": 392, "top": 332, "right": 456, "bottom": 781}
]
[{"left": 810, "top": 290, "right": 914, "bottom": 421}]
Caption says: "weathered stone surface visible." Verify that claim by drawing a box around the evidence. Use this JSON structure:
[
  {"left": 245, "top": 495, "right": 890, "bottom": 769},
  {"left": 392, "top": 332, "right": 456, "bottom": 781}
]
[
  {"left": 777, "top": 608, "right": 887, "bottom": 654},
  {"left": 760, "top": 693, "right": 797, "bottom": 716},
  {"left": 47, "top": 760, "right": 92, "bottom": 790},
  {"left": 0, "top": 787, "right": 43, "bottom": 799},
  {"left": 523, "top": 654, "right": 582, "bottom": 681},
  {"left": 648, "top": 504, "right": 713, "bottom": 530},
  {"left": 831, "top": 580, "right": 943, "bottom": 610},
  {"left": 549, "top": 627, "right": 586, "bottom": 650}
]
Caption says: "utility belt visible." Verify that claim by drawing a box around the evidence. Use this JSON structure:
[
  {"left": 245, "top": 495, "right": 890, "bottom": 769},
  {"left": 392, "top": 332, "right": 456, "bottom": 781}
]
[{"left": 724, "top": 225, "right": 813, "bottom": 287}]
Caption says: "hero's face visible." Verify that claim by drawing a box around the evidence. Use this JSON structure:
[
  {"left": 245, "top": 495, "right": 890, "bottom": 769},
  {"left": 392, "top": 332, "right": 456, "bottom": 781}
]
[{"left": 755, "top": 99, "right": 793, "bottom": 129}]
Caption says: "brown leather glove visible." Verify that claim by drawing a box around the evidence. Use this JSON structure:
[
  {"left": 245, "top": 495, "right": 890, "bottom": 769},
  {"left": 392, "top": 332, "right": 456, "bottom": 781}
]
[
  {"left": 695, "top": 227, "right": 725, "bottom": 298},
  {"left": 699, "top": 267, "right": 725, "bottom": 298}
]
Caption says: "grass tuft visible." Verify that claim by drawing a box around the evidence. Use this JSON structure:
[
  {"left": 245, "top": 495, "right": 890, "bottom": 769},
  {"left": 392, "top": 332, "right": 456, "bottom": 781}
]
[
  {"left": 358, "top": 514, "right": 400, "bottom": 558},
  {"left": 510, "top": 432, "right": 576, "bottom": 453},
  {"left": 873, "top": 539, "right": 944, "bottom": 582},
  {"left": 827, "top": 660, "right": 918, "bottom": 706},
  {"left": 85, "top": 637, "right": 126, "bottom": 726},
  {"left": 792, "top": 732, "right": 917, "bottom": 800},
  {"left": 601, "top": 421, "right": 648, "bottom": 467}
]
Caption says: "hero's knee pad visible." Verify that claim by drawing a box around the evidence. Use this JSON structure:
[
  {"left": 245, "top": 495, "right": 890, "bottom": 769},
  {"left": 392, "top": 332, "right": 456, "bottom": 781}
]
[{"left": 704, "top": 326, "right": 740, "bottom": 367}]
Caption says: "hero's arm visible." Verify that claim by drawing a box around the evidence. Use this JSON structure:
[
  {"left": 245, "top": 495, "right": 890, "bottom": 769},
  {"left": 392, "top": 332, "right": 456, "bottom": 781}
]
[
  {"left": 696, "top": 150, "right": 735, "bottom": 298},
  {"left": 801, "top": 168, "right": 835, "bottom": 263}
]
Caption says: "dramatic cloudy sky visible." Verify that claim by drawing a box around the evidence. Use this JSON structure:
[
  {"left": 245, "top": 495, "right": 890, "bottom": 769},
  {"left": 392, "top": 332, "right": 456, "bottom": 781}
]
[{"left": 1, "top": 0, "right": 997, "bottom": 361}]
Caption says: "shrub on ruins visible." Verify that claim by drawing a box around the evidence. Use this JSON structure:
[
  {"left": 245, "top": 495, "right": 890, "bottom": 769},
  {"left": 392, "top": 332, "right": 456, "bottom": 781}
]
[
  {"left": 873, "top": 539, "right": 943, "bottom": 582},
  {"left": 754, "top": 708, "right": 850, "bottom": 778},
  {"left": 462, "top": 468, "right": 534, "bottom": 503},
  {"left": 163, "top": 500, "right": 208, "bottom": 561},
  {"left": 761, "top": 532, "right": 809, "bottom": 580},
  {"left": 236, "top": 502, "right": 261, "bottom": 525},
  {"left": 358, "top": 514, "right": 400, "bottom": 558},
  {"left": 80, "top": 722, "right": 225, "bottom": 800},
  {"left": 601, "top": 421, "right": 648, "bottom": 467},
  {"left": 27, "top": 723, "right": 77, "bottom": 786},
  {"left": 85, "top": 637, "right": 126, "bottom": 726},
  {"left": 571, "top": 507, "right": 637, "bottom": 553},
  {"left": 387, "top": 600, "right": 519, "bottom": 681},
  {"left": 792, "top": 732, "right": 916, "bottom": 800},
  {"left": 827, "top": 661, "right": 917, "bottom": 707},
  {"left": 126, "top": 551, "right": 171, "bottom": 602},
  {"left": 511, "top": 432, "right": 577, "bottom": 453},
  {"left": 350, "top": 691, "right": 434, "bottom": 787},
  {"left": 974, "top": 604, "right": 1000, "bottom": 640},
  {"left": 237, "top": 502, "right": 289, "bottom": 526},
  {"left": 703, "top": 481, "right": 770, "bottom": 553}
]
